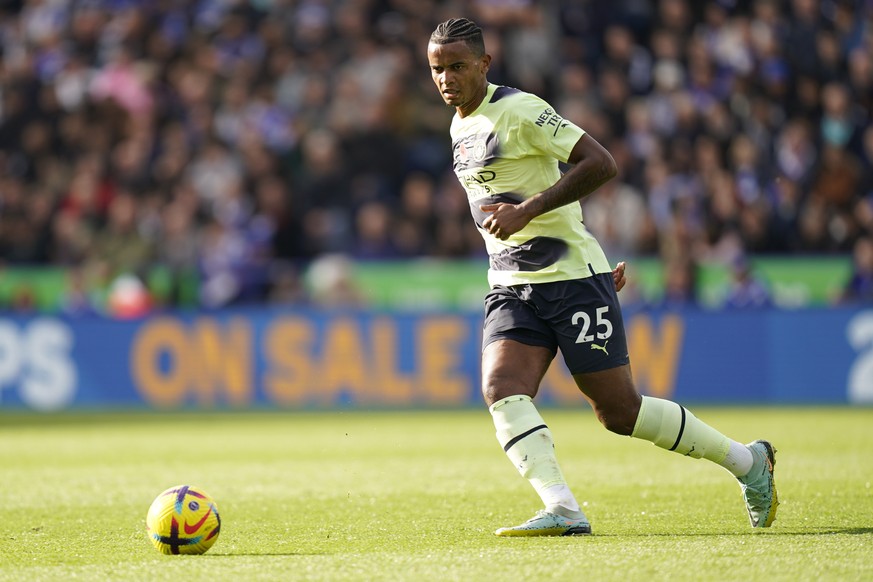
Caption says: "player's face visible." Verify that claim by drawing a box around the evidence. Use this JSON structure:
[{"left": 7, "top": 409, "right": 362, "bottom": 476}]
[{"left": 427, "top": 41, "right": 490, "bottom": 118}]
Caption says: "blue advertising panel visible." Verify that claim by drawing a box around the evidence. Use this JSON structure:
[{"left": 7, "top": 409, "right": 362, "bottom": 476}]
[{"left": 0, "top": 307, "right": 870, "bottom": 411}]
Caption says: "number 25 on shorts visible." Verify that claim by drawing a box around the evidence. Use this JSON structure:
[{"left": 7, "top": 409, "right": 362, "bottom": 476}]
[{"left": 572, "top": 306, "right": 613, "bottom": 344}]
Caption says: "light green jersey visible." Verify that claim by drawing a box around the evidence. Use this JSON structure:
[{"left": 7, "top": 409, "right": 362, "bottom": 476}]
[{"left": 450, "top": 83, "right": 611, "bottom": 287}]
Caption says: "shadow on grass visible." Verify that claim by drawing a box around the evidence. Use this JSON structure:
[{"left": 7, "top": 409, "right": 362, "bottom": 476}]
[
  {"left": 205, "top": 552, "right": 331, "bottom": 558},
  {"left": 789, "top": 527, "right": 873, "bottom": 536},
  {"left": 597, "top": 527, "right": 873, "bottom": 537}
]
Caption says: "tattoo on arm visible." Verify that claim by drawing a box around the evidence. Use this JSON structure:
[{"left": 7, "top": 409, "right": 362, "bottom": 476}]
[{"left": 524, "top": 159, "right": 615, "bottom": 217}]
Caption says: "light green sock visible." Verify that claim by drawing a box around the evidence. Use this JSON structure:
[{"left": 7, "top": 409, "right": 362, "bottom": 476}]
[
  {"left": 490, "top": 395, "right": 579, "bottom": 512},
  {"left": 631, "top": 396, "right": 731, "bottom": 463}
]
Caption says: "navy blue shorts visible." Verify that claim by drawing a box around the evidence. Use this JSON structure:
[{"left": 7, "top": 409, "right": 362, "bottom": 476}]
[{"left": 482, "top": 273, "right": 630, "bottom": 374}]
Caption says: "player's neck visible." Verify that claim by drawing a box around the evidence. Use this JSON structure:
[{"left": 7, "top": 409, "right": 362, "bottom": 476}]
[{"left": 457, "top": 82, "right": 489, "bottom": 118}]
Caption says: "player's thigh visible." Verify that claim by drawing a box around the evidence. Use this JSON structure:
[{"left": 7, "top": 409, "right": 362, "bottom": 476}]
[
  {"left": 535, "top": 275, "right": 630, "bottom": 375},
  {"left": 481, "top": 339, "right": 555, "bottom": 405},
  {"left": 533, "top": 275, "right": 640, "bottom": 433},
  {"left": 481, "top": 285, "right": 558, "bottom": 405}
]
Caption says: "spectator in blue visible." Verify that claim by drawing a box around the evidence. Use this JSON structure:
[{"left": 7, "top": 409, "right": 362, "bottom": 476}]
[
  {"left": 724, "top": 255, "right": 772, "bottom": 309},
  {"left": 839, "top": 235, "right": 873, "bottom": 304}
]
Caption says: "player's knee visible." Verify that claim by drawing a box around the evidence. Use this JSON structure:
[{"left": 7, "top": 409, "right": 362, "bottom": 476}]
[
  {"left": 481, "top": 381, "right": 518, "bottom": 406},
  {"left": 596, "top": 408, "right": 636, "bottom": 436},
  {"left": 481, "top": 382, "right": 501, "bottom": 404},
  {"left": 481, "top": 374, "right": 536, "bottom": 406},
  {"left": 594, "top": 397, "right": 641, "bottom": 436}
]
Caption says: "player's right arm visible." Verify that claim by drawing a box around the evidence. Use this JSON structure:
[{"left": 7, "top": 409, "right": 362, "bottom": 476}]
[
  {"left": 523, "top": 133, "right": 617, "bottom": 216},
  {"left": 480, "top": 134, "right": 617, "bottom": 240}
]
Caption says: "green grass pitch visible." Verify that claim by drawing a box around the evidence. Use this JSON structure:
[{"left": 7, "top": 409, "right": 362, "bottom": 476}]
[{"left": 1, "top": 406, "right": 871, "bottom": 581}]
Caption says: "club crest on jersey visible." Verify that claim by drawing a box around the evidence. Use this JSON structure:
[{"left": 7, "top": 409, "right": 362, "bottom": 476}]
[
  {"left": 453, "top": 132, "right": 498, "bottom": 171},
  {"left": 456, "top": 139, "right": 486, "bottom": 164}
]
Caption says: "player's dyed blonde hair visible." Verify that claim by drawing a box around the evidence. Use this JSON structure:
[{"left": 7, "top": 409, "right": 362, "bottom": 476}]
[{"left": 429, "top": 18, "right": 485, "bottom": 57}]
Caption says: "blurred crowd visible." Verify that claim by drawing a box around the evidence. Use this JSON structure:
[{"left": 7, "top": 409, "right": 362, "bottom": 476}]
[{"left": 0, "top": 0, "right": 871, "bottom": 314}]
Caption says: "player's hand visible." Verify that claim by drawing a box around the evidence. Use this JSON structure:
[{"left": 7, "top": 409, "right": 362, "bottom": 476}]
[
  {"left": 479, "top": 203, "right": 533, "bottom": 240},
  {"left": 612, "top": 261, "right": 627, "bottom": 292}
]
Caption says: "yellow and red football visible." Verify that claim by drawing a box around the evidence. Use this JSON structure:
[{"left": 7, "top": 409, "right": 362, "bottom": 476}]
[{"left": 146, "top": 485, "right": 221, "bottom": 555}]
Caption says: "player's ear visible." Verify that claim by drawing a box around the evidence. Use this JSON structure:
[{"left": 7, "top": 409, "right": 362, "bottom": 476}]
[{"left": 481, "top": 54, "right": 492, "bottom": 73}]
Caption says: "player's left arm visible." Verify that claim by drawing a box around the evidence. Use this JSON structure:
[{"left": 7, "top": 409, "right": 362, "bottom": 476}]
[
  {"left": 612, "top": 261, "right": 627, "bottom": 292},
  {"left": 480, "top": 133, "right": 617, "bottom": 239}
]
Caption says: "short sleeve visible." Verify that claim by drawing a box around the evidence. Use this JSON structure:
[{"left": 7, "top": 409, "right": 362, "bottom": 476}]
[{"left": 511, "top": 93, "right": 586, "bottom": 163}]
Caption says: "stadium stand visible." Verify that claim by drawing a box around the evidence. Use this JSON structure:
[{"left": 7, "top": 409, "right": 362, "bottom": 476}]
[{"left": 0, "top": 0, "right": 869, "bottom": 311}]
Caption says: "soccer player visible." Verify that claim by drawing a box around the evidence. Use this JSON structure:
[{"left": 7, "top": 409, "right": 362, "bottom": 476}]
[{"left": 427, "top": 18, "right": 778, "bottom": 536}]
